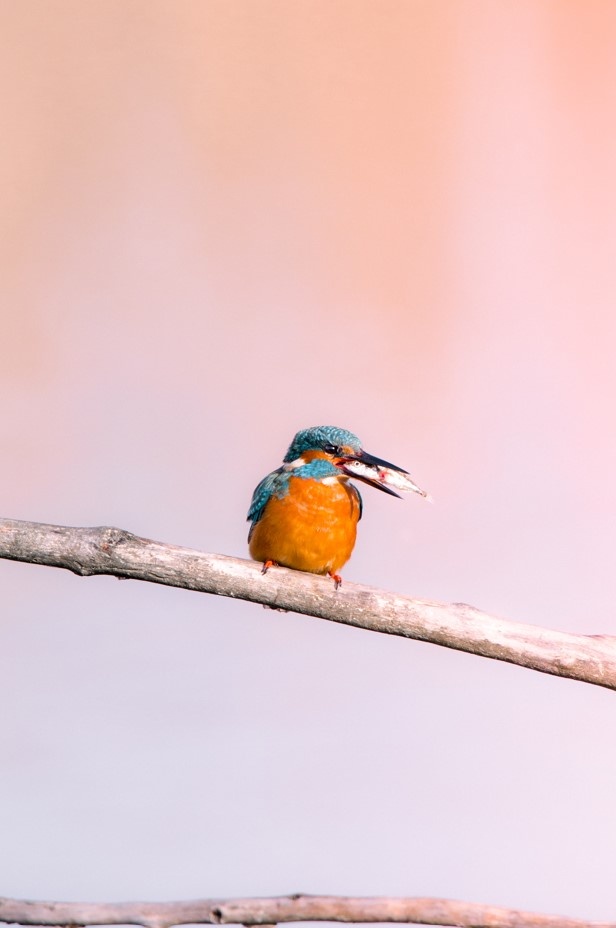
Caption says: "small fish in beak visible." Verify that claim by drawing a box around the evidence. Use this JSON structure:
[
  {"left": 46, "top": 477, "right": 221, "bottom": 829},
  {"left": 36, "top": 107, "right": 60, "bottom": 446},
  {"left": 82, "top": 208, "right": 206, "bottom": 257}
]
[{"left": 339, "top": 450, "right": 432, "bottom": 501}]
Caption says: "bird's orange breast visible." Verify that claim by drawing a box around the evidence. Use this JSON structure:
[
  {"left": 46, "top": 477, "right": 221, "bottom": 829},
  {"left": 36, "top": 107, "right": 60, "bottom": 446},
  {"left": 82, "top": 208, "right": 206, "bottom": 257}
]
[{"left": 248, "top": 476, "right": 360, "bottom": 575}]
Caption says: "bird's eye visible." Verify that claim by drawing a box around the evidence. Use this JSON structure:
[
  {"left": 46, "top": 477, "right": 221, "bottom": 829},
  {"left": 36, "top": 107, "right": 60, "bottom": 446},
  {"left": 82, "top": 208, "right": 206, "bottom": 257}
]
[{"left": 324, "top": 443, "right": 341, "bottom": 455}]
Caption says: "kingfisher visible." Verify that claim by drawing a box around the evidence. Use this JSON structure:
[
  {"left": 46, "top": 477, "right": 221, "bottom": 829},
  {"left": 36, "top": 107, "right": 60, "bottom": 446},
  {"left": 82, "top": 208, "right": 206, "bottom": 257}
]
[{"left": 247, "top": 425, "right": 428, "bottom": 588}]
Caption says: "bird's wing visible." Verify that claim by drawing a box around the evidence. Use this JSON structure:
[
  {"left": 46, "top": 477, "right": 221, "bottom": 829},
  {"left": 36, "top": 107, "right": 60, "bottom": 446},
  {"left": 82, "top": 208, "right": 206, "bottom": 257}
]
[
  {"left": 247, "top": 467, "right": 289, "bottom": 538},
  {"left": 348, "top": 481, "right": 363, "bottom": 521}
]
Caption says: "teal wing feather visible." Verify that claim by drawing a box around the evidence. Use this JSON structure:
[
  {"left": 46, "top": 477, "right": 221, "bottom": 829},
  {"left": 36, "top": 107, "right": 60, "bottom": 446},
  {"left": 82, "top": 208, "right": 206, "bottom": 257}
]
[{"left": 247, "top": 467, "right": 290, "bottom": 540}]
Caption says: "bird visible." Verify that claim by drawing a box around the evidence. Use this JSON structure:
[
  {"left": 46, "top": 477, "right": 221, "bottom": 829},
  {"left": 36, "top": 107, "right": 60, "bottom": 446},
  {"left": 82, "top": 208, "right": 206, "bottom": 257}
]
[{"left": 247, "top": 425, "right": 427, "bottom": 588}]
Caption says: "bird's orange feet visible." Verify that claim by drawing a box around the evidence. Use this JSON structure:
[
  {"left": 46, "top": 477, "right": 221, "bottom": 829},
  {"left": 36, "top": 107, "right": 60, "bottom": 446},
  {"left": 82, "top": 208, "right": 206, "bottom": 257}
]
[
  {"left": 328, "top": 572, "right": 343, "bottom": 590},
  {"left": 261, "top": 559, "right": 278, "bottom": 575}
]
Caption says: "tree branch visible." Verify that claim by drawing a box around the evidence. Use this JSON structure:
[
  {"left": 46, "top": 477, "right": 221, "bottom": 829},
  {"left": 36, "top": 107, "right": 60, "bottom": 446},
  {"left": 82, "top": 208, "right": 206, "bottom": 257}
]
[
  {"left": 1, "top": 517, "right": 615, "bottom": 691},
  {"left": 0, "top": 894, "right": 614, "bottom": 928}
]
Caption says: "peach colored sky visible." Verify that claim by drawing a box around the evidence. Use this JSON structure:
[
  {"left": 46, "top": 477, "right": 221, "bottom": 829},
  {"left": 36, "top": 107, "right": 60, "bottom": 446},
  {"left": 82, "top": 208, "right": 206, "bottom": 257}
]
[{"left": 2, "top": 1, "right": 616, "bottom": 921}]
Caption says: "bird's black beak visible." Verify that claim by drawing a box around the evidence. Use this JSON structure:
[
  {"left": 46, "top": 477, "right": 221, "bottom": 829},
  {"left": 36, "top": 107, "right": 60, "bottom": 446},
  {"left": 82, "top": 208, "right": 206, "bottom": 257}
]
[
  {"left": 338, "top": 449, "right": 429, "bottom": 500},
  {"left": 338, "top": 450, "right": 405, "bottom": 497}
]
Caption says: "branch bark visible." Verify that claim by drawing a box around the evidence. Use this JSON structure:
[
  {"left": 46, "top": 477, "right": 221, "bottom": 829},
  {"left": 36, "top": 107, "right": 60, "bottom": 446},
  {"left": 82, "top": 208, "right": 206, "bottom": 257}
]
[
  {"left": 1, "top": 517, "right": 616, "bottom": 691},
  {"left": 0, "top": 894, "right": 614, "bottom": 928}
]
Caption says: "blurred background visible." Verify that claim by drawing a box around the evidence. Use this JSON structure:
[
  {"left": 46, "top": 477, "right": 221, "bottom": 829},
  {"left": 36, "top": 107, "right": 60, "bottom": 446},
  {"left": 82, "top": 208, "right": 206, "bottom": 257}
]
[{"left": 2, "top": 0, "right": 616, "bottom": 921}]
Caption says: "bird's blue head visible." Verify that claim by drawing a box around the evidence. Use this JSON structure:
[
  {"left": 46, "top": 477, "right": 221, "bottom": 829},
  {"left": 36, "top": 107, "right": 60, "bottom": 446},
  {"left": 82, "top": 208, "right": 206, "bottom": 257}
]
[
  {"left": 283, "top": 426, "right": 363, "bottom": 463},
  {"left": 281, "top": 425, "right": 416, "bottom": 499}
]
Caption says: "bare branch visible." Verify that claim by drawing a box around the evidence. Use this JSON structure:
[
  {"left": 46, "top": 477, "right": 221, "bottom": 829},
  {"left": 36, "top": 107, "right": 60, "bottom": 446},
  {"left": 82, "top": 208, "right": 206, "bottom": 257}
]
[
  {"left": 1, "top": 517, "right": 616, "bottom": 690},
  {"left": 0, "top": 894, "right": 614, "bottom": 928}
]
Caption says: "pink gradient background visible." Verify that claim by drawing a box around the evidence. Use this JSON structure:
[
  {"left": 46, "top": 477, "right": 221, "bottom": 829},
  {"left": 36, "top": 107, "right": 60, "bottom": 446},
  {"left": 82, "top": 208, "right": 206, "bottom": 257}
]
[{"left": 2, "top": 0, "right": 616, "bottom": 919}]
